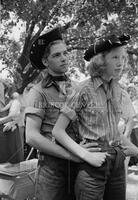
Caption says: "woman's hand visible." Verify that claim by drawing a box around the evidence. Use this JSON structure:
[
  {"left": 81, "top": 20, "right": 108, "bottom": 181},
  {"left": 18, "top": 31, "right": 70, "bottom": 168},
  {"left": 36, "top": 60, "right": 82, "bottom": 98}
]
[{"left": 83, "top": 151, "right": 109, "bottom": 167}]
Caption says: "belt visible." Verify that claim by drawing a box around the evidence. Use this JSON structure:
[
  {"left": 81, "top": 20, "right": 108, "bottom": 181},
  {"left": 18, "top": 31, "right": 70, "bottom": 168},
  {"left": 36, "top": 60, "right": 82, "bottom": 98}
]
[
  {"left": 38, "top": 153, "right": 67, "bottom": 162},
  {"left": 83, "top": 138, "right": 125, "bottom": 170},
  {"left": 82, "top": 138, "right": 122, "bottom": 151},
  {"left": 82, "top": 138, "right": 126, "bottom": 163}
]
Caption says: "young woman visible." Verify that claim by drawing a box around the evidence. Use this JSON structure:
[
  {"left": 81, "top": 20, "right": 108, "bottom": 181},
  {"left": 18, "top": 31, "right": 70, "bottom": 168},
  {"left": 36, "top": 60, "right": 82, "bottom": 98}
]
[{"left": 53, "top": 34, "right": 138, "bottom": 200}]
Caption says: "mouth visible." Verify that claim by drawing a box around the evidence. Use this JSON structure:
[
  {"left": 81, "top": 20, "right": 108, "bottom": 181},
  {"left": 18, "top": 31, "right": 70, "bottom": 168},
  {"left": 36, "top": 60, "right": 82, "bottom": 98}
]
[
  {"left": 115, "top": 68, "right": 121, "bottom": 72},
  {"left": 61, "top": 64, "right": 68, "bottom": 67}
]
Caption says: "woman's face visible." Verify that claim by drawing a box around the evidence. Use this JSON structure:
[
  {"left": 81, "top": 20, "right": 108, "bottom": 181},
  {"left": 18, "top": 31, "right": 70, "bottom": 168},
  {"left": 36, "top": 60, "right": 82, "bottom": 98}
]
[{"left": 103, "top": 46, "right": 126, "bottom": 81}]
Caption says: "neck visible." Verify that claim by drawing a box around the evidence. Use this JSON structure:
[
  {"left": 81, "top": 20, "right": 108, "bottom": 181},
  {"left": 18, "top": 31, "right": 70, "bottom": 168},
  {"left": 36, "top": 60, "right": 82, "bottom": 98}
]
[
  {"left": 48, "top": 69, "right": 65, "bottom": 77},
  {"left": 102, "top": 74, "right": 113, "bottom": 83}
]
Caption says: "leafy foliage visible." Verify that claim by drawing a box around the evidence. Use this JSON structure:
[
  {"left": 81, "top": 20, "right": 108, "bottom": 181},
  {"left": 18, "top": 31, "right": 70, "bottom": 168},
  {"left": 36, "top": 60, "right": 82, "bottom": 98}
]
[{"left": 0, "top": 0, "right": 138, "bottom": 92}]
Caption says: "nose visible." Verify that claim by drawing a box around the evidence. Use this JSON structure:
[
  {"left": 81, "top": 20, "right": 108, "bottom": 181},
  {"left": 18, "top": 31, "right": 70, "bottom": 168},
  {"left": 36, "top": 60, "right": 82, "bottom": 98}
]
[
  {"left": 117, "top": 57, "right": 123, "bottom": 67},
  {"left": 60, "top": 53, "right": 67, "bottom": 61}
]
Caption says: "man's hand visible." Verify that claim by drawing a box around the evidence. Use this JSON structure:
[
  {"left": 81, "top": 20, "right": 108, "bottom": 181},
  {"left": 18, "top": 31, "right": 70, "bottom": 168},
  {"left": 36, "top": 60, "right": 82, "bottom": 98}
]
[
  {"left": 3, "top": 121, "right": 17, "bottom": 132},
  {"left": 80, "top": 140, "right": 101, "bottom": 152},
  {"left": 122, "top": 144, "right": 138, "bottom": 157}
]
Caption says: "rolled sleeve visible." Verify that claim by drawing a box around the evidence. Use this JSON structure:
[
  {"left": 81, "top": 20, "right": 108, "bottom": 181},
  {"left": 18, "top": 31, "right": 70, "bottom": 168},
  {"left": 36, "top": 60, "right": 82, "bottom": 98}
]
[
  {"left": 61, "top": 87, "right": 85, "bottom": 121},
  {"left": 25, "top": 87, "right": 46, "bottom": 119},
  {"left": 25, "top": 107, "right": 45, "bottom": 119},
  {"left": 61, "top": 106, "right": 77, "bottom": 121}
]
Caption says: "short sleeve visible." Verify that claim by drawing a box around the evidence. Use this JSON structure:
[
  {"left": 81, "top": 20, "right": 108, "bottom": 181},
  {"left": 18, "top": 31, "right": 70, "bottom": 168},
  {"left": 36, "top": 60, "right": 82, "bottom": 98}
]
[
  {"left": 25, "top": 87, "right": 45, "bottom": 119},
  {"left": 61, "top": 86, "right": 89, "bottom": 121}
]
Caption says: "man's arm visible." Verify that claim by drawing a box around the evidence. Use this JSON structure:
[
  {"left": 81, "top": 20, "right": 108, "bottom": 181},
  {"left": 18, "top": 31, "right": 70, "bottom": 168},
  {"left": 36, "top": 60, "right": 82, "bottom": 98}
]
[{"left": 25, "top": 114, "right": 81, "bottom": 162}]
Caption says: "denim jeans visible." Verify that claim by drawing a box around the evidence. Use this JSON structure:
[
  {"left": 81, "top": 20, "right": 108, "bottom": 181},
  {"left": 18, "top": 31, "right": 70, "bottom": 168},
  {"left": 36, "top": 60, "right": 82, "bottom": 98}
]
[
  {"left": 35, "top": 154, "right": 77, "bottom": 200},
  {"left": 75, "top": 147, "right": 126, "bottom": 200}
]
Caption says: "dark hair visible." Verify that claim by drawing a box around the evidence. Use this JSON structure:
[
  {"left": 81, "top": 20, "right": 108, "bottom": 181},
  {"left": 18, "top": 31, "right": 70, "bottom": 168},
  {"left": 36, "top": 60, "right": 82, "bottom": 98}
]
[{"left": 42, "top": 40, "right": 66, "bottom": 60}]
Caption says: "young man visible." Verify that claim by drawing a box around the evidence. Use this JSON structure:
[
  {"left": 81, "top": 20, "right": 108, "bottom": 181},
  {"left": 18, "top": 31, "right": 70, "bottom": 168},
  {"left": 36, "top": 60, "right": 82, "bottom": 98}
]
[
  {"left": 53, "top": 34, "right": 138, "bottom": 200},
  {"left": 25, "top": 27, "right": 107, "bottom": 200}
]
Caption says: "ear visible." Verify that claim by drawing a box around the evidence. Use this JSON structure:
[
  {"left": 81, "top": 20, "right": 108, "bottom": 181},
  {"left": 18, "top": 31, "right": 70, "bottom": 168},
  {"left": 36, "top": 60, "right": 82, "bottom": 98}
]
[{"left": 42, "top": 58, "right": 48, "bottom": 67}]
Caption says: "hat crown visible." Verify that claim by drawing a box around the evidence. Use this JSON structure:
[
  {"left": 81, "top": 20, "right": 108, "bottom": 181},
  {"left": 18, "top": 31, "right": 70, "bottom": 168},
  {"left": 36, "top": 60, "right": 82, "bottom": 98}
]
[
  {"left": 84, "top": 33, "right": 130, "bottom": 61},
  {"left": 29, "top": 27, "right": 63, "bottom": 70},
  {"left": 36, "top": 27, "right": 62, "bottom": 47}
]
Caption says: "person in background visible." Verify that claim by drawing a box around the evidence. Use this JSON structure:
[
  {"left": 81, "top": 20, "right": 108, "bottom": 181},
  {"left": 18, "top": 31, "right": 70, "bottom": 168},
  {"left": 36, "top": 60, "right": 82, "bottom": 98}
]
[
  {"left": 117, "top": 59, "right": 136, "bottom": 177},
  {"left": 126, "top": 84, "right": 138, "bottom": 165},
  {"left": 53, "top": 34, "right": 138, "bottom": 200},
  {"left": 0, "top": 92, "right": 21, "bottom": 125},
  {"left": 118, "top": 89, "right": 135, "bottom": 181},
  {"left": 25, "top": 27, "right": 106, "bottom": 200},
  {"left": 0, "top": 80, "right": 6, "bottom": 110},
  {"left": 21, "top": 83, "right": 37, "bottom": 160},
  {"left": 0, "top": 85, "right": 23, "bottom": 163}
]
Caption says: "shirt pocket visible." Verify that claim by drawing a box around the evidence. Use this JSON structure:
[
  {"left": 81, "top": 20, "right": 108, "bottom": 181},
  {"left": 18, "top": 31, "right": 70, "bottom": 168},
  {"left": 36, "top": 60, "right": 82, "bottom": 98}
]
[
  {"left": 44, "top": 103, "right": 60, "bottom": 125},
  {"left": 85, "top": 105, "right": 105, "bottom": 125}
]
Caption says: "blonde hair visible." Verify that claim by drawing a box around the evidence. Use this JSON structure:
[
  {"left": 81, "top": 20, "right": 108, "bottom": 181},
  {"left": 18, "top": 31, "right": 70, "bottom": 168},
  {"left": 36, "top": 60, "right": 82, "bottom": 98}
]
[
  {"left": 87, "top": 53, "right": 106, "bottom": 77},
  {"left": 87, "top": 46, "right": 127, "bottom": 78}
]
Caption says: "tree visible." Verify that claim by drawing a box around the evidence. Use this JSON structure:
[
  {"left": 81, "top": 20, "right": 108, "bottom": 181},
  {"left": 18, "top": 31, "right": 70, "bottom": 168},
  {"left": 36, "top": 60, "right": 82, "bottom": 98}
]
[{"left": 0, "top": 0, "right": 138, "bottom": 93}]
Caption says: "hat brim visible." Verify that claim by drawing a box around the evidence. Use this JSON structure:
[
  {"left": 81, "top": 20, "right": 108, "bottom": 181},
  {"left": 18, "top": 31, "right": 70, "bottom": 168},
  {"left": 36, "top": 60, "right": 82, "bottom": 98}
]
[
  {"left": 84, "top": 34, "right": 130, "bottom": 61},
  {"left": 29, "top": 27, "right": 63, "bottom": 70}
]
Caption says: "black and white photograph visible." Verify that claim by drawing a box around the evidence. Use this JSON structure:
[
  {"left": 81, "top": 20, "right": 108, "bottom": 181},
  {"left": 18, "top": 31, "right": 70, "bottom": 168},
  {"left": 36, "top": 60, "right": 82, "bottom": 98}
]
[{"left": 0, "top": 0, "right": 138, "bottom": 199}]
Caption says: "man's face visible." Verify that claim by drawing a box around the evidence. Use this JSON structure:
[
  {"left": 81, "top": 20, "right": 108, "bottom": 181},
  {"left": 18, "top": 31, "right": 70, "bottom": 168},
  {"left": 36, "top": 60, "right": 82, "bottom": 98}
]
[
  {"left": 46, "top": 41, "right": 68, "bottom": 75},
  {"left": 103, "top": 46, "right": 126, "bottom": 80}
]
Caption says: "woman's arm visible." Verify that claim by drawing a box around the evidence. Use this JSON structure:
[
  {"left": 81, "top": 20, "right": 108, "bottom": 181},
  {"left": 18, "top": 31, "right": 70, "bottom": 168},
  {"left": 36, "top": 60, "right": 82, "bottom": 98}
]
[
  {"left": 52, "top": 114, "right": 108, "bottom": 167},
  {"left": 26, "top": 114, "right": 81, "bottom": 162}
]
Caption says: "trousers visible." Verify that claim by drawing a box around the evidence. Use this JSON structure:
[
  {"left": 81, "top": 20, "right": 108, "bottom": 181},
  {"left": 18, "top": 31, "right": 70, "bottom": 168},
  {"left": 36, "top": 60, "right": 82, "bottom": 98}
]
[
  {"left": 75, "top": 139, "right": 126, "bottom": 200},
  {"left": 35, "top": 154, "right": 78, "bottom": 200}
]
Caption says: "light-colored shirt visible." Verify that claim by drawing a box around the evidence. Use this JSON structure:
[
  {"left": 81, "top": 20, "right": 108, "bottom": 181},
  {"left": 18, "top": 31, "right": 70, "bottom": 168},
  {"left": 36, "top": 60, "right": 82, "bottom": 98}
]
[
  {"left": 61, "top": 77, "right": 133, "bottom": 143},
  {"left": 25, "top": 76, "right": 79, "bottom": 141}
]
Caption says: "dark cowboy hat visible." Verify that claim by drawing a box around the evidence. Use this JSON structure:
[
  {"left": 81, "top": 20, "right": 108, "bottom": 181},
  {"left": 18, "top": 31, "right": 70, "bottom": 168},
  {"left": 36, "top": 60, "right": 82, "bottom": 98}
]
[
  {"left": 84, "top": 34, "right": 130, "bottom": 61},
  {"left": 29, "top": 27, "right": 63, "bottom": 70}
]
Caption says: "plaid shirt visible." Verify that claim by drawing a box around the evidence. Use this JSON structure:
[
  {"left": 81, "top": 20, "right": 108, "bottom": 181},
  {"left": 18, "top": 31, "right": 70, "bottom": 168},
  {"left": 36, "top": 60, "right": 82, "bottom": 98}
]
[{"left": 61, "top": 77, "right": 134, "bottom": 143}]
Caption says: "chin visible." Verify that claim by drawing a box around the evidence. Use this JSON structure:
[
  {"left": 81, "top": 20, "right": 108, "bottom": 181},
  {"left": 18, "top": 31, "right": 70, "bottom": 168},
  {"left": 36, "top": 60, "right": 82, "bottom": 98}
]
[{"left": 62, "top": 68, "right": 68, "bottom": 73}]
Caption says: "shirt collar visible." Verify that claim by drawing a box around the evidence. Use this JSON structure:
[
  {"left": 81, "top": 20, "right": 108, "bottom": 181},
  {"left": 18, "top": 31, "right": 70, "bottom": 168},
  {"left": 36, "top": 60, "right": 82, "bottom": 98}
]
[
  {"left": 92, "top": 77, "right": 103, "bottom": 91},
  {"left": 41, "top": 73, "right": 68, "bottom": 88},
  {"left": 92, "top": 77, "right": 116, "bottom": 91}
]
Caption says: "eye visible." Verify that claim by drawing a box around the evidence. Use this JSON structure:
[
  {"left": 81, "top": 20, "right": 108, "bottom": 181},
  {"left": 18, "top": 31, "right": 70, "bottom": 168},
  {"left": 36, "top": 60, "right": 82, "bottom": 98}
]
[
  {"left": 63, "top": 51, "right": 68, "bottom": 56},
  {"left": 53, "top": 53, "right": 60, "bottom": 58},
  {"left": 113, "top": 56, "right": 118, "bottom": 59}
]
